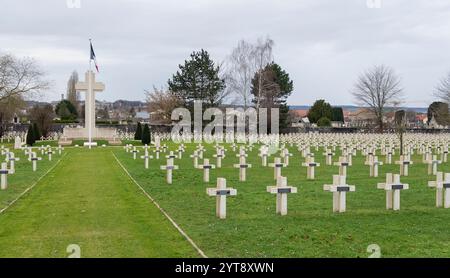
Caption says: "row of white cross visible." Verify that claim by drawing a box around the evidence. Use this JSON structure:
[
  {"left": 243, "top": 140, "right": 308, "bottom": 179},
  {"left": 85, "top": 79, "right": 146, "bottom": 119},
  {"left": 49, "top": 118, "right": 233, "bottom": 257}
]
[
  {"left": 0, "top": 145, "right": 64, "bottom": 191},
  {"left": 126, "top": 142, "right": 445, "bottom": 186},
  {"left": 123, "top": 139, "right": 450, "bottom": 219},
  {"left": 205, "top": 171, "right": 450, "bottom": 218}
]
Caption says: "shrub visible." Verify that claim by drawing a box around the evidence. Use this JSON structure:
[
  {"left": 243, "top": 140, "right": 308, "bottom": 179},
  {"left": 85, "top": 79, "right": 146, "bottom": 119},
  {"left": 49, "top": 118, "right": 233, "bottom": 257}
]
[
  {"left": 135, "top": 122, "right": 142, "bottom": 140},
  {"left": 141, "top": 124, "right": 151, "bottom": 145},
  {"left": 33, "top": 123, "right": 41, "bottom": 141},
  {"left": 317, "top": 117, "right": 331, "bottom": 127},
  {"left": 26, "top": 125, "right": 35, "bottom": 146}
]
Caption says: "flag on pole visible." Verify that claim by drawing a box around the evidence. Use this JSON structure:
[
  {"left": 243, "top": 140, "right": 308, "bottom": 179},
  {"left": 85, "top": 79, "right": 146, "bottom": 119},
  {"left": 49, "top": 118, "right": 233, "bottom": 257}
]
[{"left": 90, "top": 40, "right": 99, "bottom": 73}]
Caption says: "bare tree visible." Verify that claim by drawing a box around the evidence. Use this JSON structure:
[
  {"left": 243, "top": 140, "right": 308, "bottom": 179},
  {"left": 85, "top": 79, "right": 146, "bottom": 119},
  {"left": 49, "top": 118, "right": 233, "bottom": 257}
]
[
  {"left": 224, "top": 40, "right": 256, "bottom": 108},
  {"left": 0, "top": 54, "right": 49, "bottom": 102},
  {"left": 29, "top": 104, "right": 54, "bottom": 137},
  {"left": 145, "top": 86, "right": 183, "bottom": 124},
  {"left": 0, "top": 54, "right": 49, "bottom": 136},
  {"left": 435, "top": 72, "right": 450, "bottom": 104},
  {"left": 224, "top": 37, "right": 274, "bottom": 109},
  {"left": 352, "top": 65, "right": 403, "bottom": 132},
  {"left": 0, "top": 95, "right": 24, "bottom": 136},
  {"left": 252, "top": 37, "right": 274, "bottom": 110},
  {"left": 394, "top": 110, "right": 407, "bottom": 155}
]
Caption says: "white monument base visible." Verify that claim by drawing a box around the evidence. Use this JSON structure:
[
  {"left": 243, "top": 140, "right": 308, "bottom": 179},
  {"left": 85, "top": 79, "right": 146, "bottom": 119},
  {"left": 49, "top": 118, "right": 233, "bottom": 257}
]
[
  {"left": 84, "top": 142, "right": 98, "bottom": 147},
  {"left": 60, "top": 127, "right": 121, "bottom": 146}
]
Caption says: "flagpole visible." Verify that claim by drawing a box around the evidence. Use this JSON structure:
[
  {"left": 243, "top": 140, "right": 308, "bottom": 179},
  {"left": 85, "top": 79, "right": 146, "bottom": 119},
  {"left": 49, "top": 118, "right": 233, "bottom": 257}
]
[
  {"left": 88, "top": 38, "right": 92, "bottom": 149},
  {"left": 89, "top": 38, "right": 92, "bottom": 72}
]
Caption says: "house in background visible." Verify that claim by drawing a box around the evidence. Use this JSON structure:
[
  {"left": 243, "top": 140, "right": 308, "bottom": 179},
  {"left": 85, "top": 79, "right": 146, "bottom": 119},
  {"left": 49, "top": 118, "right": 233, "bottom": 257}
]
[
  {"left": 289, "top": 109, "right": 310, "bottom": 128},
  {"left": 347, "top": 108, "right": 377, "bottom": 127}
]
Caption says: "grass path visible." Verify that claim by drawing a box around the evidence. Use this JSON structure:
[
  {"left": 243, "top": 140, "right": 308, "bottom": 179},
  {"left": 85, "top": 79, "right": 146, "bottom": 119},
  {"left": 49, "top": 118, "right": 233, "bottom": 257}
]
[{"left": 0, "top": 148, "right": 198, "bottom": 258}]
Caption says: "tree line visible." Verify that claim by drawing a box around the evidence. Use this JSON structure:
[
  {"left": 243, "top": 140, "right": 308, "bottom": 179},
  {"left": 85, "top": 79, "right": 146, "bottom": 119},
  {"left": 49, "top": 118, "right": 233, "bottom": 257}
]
[{"left": 147, "top": 37, "right": 294, "bottom": 132}]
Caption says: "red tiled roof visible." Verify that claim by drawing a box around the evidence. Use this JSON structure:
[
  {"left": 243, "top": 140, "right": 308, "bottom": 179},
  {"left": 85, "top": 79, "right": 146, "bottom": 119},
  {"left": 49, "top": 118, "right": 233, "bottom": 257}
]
[{"left": 290, "top": 109, "right": 309, "bottom": 118}]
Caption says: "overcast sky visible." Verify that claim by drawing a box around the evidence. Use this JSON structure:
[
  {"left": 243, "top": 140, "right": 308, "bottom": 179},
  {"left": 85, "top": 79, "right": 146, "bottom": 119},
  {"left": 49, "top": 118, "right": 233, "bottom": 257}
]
[{"left": 1, "top": 0, "right": 450, "bottom": 107}]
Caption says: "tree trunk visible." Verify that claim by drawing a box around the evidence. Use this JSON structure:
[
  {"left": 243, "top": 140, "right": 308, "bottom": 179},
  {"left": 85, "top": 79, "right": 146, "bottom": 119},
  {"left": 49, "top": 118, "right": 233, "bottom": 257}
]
[{"left": 378, "top": 117, "right": 384, "bottom": 133}]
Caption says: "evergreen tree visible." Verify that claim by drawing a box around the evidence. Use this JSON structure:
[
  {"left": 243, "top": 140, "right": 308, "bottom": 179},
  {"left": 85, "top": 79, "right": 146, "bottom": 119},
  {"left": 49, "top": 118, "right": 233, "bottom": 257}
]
[
  {"left": 307, "top": 100, "right": 332, "bottom": 124},
  {"left": 141, "top": 124, "right": 151, "bottom": 145},
  {"left": 55, "top": 100, "right": 78, "bottom": 120},
  {"left": 168, "top": 49, "right": 225, "bottom": 113},
  {"left": 26, "top": 124, "right": 35, "bottom": 146},
  {"left": 33, "top": 122, "right": 41, "bottom": 141},
  {"left": 251, "top": 63, "right": 293, "bottom": 132},
  {"left": 331, "top": 107, "right": 344, "bottom": 122},
  {"left": 134, "top": 122, "right": 142, "bottom": 140}
]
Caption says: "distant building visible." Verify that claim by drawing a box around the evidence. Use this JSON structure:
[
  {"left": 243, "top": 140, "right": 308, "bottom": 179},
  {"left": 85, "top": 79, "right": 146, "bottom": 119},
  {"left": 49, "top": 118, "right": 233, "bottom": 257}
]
[
  {"left": 347, "top": 108, "right": 377, "bottom": 127},
  {"left": 135, "top": 111, "right": 150, "bottom": 120}
]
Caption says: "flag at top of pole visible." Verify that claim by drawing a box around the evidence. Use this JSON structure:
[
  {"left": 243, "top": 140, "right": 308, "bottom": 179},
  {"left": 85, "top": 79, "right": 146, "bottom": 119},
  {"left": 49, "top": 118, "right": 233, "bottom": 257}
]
[{"left": 90, "top": 39, "right": 99, "bottom": 73}]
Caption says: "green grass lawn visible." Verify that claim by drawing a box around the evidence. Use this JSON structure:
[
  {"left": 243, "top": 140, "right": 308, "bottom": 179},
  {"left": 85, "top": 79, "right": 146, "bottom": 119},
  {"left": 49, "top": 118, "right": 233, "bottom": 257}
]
[
  {"left": 113, "top": 143, "right": 450, "bottom": 258},
  {"left": 0, "top": 147, "right": 198, "bottom": 258},
  {"left": 1, "top": 143, "right": 450, "bottom": 258},
  {"left": 0, "top": 147, "right": 62, "bottom": 211}
]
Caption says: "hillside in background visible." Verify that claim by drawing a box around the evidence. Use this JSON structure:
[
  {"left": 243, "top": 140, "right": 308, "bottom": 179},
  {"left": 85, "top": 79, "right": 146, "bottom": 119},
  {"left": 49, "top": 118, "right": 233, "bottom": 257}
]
[{"left": 289, "top": 105, "right": 428, "bottom": 114}]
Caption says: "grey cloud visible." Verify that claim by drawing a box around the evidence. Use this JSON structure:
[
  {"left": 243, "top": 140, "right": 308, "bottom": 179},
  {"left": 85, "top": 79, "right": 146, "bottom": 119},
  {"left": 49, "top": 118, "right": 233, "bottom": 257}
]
[{"left": 1, "top": 0, "right": 450, "bottom": 106}]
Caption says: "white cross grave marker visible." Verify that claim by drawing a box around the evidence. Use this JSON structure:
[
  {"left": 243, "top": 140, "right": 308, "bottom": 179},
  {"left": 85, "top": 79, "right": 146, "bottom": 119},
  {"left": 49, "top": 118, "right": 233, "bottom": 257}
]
[
  {"left": 153, "top": 147, "right": 161, "bottom": 159},
  {"left": 268, "top": 157, "right": 285, "bottom": 180},
  {"left": 302, "top": 156, "right": 320, "bottom": 180},
  {"left": 213, "top": 147, "right": 225, "bottom": 168},
  {"left": 160, "top": 156, "right": 179, "bottom": 184},
  {"left": 281, "top": 148, "right": 292, "bottom": 166},
  {"left": 197, "top": 158, "right": 216, "bottom": 182},
  {"left": 131, "top": 146, "right": 139, "bottom": 160},
  {"left": 365, "top": 156, "right": 383, "bottom": 177},
  {"left": 259, "top": 145, "right": 269, "bottom": 167},
  {"left": 206, "top": 178, "right": 237, "bottom": 219},
  {"left": 266, "top": 176, "right": 297, "bottom": 216},
  {"left": 0, "top": 162, "right": 9, "bottom": 190},
  {"left": 190, "top": 150, "right": 200, "bottom": 168},
  {"left": 426, "top": 155, "right": 441, "bottom": 175},
  {"left": 323, "top": 149, "right": 335, "bottom": 166},
  {"left": 334, "top": 156, "right": 350, "bottom": 176},
  {"left": 47, "top": 147, "right": 53, "bottom": 161},
  {"left": 57, "top": 145, "right": 64, "bottom": 155},
  {"left": 395, "top": 155, "right": 413, "bottom": 176},
  {"left": 428, "top": 172, "right": 450, "bottom": 208},
  {"left": 140, "top": 150, "right": 153, "bottom": 169},
  {"left": 323, "top": 175, "right": 355, "bottom": 213},
  {"left": 6, "top": 152, "right": 20, "bottom": 174},
  {"left": 29, "top": 152, "right": 42, "bottom": 172},
  {"left": 377, "top": 173, "right": 409, "bottom": 210},
  {"left": 233, "top": 154, "right": 251, "bottom": 182}
]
